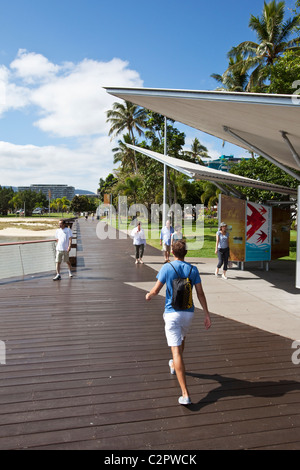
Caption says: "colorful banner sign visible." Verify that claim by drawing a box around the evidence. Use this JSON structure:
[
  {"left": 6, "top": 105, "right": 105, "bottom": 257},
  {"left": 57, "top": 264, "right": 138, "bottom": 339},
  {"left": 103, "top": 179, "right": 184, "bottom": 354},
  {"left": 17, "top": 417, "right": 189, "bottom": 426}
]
[
  {"left": 219, "top": 195, "right": 246, "bottom": 261},
  {"left": 245, "top": 202, "right": 271, "bottom": 262}
]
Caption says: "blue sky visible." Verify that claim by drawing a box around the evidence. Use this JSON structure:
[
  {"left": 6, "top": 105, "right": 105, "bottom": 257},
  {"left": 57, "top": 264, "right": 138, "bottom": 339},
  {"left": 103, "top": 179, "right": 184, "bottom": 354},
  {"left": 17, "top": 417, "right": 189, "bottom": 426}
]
[{"left": 0, "top": 0, "right": 297, "bottom": 191}]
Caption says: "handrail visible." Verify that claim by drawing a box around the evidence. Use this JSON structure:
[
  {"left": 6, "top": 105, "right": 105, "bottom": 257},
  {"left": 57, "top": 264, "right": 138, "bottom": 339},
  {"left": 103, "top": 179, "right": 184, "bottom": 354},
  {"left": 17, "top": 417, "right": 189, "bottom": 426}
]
[
  {"left": 0, "top": 220, "right": 78, "bottom": 279},
  {"left": 0, "top": 239, "right": 56, "bottom": 247}
]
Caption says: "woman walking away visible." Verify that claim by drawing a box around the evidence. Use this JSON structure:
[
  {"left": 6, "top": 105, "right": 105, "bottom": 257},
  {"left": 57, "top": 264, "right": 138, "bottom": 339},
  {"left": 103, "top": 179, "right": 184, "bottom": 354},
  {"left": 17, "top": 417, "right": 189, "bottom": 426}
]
[{"left": 215, "top": 222, "right": 230, "bottom": 279}]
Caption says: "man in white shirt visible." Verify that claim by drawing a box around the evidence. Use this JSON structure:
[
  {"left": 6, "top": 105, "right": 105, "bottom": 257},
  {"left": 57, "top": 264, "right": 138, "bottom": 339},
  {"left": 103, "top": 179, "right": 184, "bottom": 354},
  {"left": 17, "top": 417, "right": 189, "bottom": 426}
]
[
  {"left": 160, "top": 219, "right": 174, "bottom": 263},
  {"left": 53, "top": 219, "right": 73, "bottom": 280}
]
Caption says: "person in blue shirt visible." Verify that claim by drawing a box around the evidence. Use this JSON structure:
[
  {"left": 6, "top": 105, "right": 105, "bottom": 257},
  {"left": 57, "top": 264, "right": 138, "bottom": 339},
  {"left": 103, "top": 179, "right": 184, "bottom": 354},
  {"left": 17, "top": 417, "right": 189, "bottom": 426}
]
[
  {"left": 146, "top": 240, "right": 211, "bottom": 406},
  {"left": 160, "top": 219, "right": 174, "bottom": 263}
]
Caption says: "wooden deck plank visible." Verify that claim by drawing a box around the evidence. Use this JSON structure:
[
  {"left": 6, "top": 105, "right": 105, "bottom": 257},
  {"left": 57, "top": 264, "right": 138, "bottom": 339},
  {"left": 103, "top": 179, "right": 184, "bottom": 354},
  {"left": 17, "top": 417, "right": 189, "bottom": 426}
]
[{"left": 0, "top": 219, "right": 299, "bottom": 450}]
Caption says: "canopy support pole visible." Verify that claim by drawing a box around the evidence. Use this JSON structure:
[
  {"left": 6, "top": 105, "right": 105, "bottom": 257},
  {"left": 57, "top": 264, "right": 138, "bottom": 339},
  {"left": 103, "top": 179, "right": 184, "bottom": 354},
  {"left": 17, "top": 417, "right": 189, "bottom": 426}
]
[
  {"left": 223, "top": 126, "right": 300, "bottom": 181},
  {"left": 213, "top": 182, "right": 231, "bottom": 195},
  {"left": 163, "top": 117, "right": 167, "bottom": 227},
  {"left": 297, "top": 186, "right": 300, "bottom": 289},
  {"left": 280, "top": 131, "right": 300, "bottom": 169},
  {"left": 210, "top": 181, "right": 244, "bottom": 199}
]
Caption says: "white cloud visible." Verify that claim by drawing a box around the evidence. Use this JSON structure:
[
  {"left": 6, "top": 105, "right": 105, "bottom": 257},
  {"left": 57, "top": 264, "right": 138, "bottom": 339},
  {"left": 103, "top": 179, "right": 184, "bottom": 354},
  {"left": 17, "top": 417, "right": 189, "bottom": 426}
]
[
  {"left": 10, "top": 49, "right": 62, "bottom": 84},
  {"left": 9, "top": 50, "right": 143, "bottom": 138},
  {"left": 0, "top": 50, "right": 144, "bottom": 191},
  {"left": 0, "top": 136, "right": 114, "bottom": 191},
  {"left": 0, "top": 64, "right": 30, "bottom": 114}
]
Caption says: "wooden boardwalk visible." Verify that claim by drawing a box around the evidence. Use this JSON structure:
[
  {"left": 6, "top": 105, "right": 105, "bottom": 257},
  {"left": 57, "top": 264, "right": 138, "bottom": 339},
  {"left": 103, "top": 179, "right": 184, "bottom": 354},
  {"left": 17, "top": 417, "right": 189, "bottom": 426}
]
[{"left": 0, "top": 219, "right": 300, "bottom": 450}]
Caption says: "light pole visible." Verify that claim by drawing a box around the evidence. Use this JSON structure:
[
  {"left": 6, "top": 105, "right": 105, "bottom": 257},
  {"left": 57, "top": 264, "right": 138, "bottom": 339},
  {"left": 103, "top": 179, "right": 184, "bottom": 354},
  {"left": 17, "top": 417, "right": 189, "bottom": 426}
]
[{"left": 163, "top": 116, "right": 167, "bottom": 228}]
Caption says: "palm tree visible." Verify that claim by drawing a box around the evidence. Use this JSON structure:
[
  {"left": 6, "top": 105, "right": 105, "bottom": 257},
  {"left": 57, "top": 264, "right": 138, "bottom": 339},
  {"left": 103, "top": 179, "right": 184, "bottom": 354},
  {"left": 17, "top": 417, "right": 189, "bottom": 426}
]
[
  {"left": 211, "top": 54, "right": 249, "bottom": 91},
  {"left": 169, "top": 172, "right": 190, "bottom": 205},
  {"left": 116, "top": 175, "right": 142, "bottom": 204},
  {"left": 182, "top": 138, "right": 211, "bottom": 165},
  {"left": 112, "top": 134, "right": 136, "bottom": 173},
  {"left": 106, "top": 101, "right": 147, "bottom": 172},
  {"left": 201, "top": 182, "right": 220, "bottom": 208},
  {"left": 9, "top": 193, "right": 23, "bottom": 212},
  {"left": 225, "top": 0, "right": 300, "bottom": 90},
  {"left": 55, "top": 197, "right": 70, "bottom": 216}
]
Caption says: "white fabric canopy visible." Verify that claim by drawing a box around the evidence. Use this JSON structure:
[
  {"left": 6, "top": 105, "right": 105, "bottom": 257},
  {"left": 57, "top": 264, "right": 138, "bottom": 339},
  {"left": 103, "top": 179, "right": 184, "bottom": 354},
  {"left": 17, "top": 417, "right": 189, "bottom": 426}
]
[
  {"left": 126, "top": 144, "right": 297, "bottom": 196},
  {"left": 104, "top": 87, "right": 300, "bottom": 177}
]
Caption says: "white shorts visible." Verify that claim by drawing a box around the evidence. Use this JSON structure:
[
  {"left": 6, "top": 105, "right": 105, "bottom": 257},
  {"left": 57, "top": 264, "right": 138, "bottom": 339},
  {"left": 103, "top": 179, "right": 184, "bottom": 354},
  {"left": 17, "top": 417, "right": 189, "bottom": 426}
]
[
  {"left": 163, "top": 311, "right": 194, "bottom": 347},
  {"left": 56, "top": 251, "right": 70, "bottom": 263}
]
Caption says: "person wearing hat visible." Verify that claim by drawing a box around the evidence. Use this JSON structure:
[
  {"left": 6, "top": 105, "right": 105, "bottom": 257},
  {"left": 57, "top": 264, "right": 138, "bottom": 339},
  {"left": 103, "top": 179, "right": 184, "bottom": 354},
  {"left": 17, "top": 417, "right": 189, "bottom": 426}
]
[{"left": 215, "top": 222, "right": 230, "bottom": 279}]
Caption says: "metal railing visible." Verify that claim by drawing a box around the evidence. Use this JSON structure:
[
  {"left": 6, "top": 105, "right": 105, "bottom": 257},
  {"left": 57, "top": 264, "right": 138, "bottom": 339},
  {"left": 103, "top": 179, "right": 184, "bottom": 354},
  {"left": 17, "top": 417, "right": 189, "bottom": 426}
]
[{"left": 0, "top": 239, "right": 56, "bottom": 280}]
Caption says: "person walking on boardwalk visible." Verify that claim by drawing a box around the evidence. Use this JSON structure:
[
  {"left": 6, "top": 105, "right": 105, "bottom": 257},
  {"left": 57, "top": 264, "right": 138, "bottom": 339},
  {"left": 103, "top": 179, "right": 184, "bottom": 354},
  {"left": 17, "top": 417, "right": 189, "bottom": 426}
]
[
  {"left": 131, "top": 221, "right": 146, "bottom": 264},
  {"left": 53, "top": 219, "right": 73, "bottom": 280},
  {"left": 215, "top": 222, "right": 230, "bottom": 280},
  {"left": 171, "top": 224, "right": 183, "bottom": 251},
  {"left": 146, "top": 240, "right": 211, "bottom": 406},
  {"left": 160, "top": 219, "right": 174, "bottom": 263}
]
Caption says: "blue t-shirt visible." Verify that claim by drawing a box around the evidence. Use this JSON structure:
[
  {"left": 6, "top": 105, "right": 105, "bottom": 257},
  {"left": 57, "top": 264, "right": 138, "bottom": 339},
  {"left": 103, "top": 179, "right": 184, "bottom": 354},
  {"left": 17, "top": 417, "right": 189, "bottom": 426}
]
[
  {"left": 156, "top": 260, "right": 201, "bottom": 313},
  {"left": 160, "top": 226, "right": 174, "bottom": 245}
]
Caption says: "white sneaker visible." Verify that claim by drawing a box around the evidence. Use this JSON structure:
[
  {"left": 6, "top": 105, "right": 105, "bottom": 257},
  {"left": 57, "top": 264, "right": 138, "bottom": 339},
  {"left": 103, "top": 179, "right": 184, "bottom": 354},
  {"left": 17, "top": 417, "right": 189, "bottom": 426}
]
[
  {"left": 178, "top": 396, "right": 192, "bottom": 405},
  {"left": 222, "top": 274, "right": 227, "bottom": 280},
  {"left": 69, "top": 272, "right": 73, "bottom": 278},
  {"left": 53, "top": 274, "right": 61, "bottom": 281},
  {"left": 169, "top": 359, "right": 176, "bottom": 375}
]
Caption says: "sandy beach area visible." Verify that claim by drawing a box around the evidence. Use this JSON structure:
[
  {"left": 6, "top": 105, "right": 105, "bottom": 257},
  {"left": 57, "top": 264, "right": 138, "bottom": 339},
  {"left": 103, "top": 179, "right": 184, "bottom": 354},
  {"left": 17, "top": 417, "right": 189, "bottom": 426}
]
[{"left": 0, "top": 218, "right": 57, "bottom": 239}]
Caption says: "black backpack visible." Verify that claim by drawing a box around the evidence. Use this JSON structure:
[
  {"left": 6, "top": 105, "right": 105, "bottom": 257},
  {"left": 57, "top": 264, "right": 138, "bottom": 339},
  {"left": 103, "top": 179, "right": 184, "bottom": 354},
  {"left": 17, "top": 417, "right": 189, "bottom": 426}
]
[{"left": 168, "top": 263, "right": 194, "bottom": 310}]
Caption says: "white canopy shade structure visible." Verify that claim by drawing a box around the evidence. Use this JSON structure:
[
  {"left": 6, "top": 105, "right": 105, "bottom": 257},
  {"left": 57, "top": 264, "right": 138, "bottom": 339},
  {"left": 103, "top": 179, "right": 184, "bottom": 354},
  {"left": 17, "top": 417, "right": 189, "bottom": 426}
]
[
  {"left": 126, "top": 144, "right": 297, "bottom": 196},
  {"left": 104, "top": 87, "right": 300, "bottom": 178},
  {"left": 104, "top": 87, "right": 300, "bottom": 287}
]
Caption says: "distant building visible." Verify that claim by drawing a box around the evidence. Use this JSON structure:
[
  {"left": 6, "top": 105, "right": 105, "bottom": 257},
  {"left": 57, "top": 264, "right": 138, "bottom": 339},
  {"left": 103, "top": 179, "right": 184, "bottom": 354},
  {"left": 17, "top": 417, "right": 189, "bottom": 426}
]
[
  {"left": 75, "top": 189, "right": 98, "bottom": 198},
  {"left": 18, "top": 184, "right": 75, "bottom": 200},
  {"left": 204, "top": 155, "right": 251, "bottom": 172}
]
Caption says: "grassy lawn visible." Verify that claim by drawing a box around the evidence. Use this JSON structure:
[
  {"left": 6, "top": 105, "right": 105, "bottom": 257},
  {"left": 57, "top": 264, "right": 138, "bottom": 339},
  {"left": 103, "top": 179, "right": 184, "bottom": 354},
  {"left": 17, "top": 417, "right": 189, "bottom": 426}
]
[
  {"left": 145, "top": 226, "right": 216, "bottom": 258},
  {"left": 281, "top": 230, "right": 297, "bottom": 261},
  {"left": 108, "top": 217, "right": 297, "bottom": 261}
]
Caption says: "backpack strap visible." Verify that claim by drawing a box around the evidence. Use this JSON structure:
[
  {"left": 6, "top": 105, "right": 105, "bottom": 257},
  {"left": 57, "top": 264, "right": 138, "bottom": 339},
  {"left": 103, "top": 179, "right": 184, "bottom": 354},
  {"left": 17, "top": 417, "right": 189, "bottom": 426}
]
[
  {"left": 187, "top": 265, "right": 193, "bottom": 279},
  {"left": 169, "top": 262, "right": 179, "bottom": 277},
  {"left": 166, "top": 263, "right": 178, "bottom": 297},
  {"left": 169, "top": 262, "right": 193, "bottom": 279}
]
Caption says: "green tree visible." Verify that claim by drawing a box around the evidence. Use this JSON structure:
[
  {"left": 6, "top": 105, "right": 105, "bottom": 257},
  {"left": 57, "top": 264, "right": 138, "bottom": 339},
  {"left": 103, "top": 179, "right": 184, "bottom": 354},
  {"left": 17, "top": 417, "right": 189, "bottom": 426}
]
[
  {"left": 182, "top": 137, "right": 210, "bottom": 164},
  {"left": 106, "top": 101, "right": 147, "bottom": 172},
  {"left": 98, "top": 173, "right": 118, "bottom": 201},
  {"left": 226, "top": 1, "right": 300, "bottom": 90},
  {"left": 200, "top": 182, "right": 220, "bottom": 208},
  {"left": 212, "top": 53, "right": 250, "bottom": 91},
  {"left": 17, "top": 190, "right": 47, "bottom": 216},
  {"left": 112, "top": 133, "right": 136, "bottom": 174},
  {"left": 0, "top": 187, "right": 15, "bottom": 215},
  {"left": 70, "top": 195, "right": 91, "bottom": 213},
  {"left": 55, "top": 196, "right": 71, "bottom": 215},
  {"left": 139, "top": 113, "right": 186, "bottom": 206},
  {"left": 115, "top": 175, "right": 142, "bottom": 205},
  {"left": 230, "top": 156, "right": 299, "bottom": 202},
  {"left": 264, "top": 50, "right": 300, "bottom": 93},
  {"left": 9, "top": 193, "right": 23, "bottom": 212}
]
